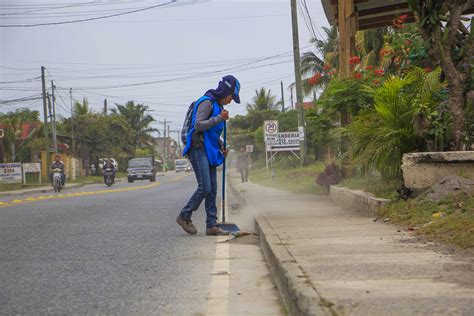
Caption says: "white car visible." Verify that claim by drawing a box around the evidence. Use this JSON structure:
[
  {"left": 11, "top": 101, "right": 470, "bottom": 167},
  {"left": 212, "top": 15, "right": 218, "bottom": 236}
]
[{"left": 98, "top": 158, "right": 118, "bottom": 170}]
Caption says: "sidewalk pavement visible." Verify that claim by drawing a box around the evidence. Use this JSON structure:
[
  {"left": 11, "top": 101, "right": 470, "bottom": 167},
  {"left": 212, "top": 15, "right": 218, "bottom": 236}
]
[{"left": 227, "top": 171, "right": 474, "bottom": 316}]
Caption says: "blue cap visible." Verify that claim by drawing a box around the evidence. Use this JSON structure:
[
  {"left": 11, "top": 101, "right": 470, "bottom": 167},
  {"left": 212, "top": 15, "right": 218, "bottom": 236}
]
[{"left": 222, "top": 75, "right": 241, "bottom": 104}]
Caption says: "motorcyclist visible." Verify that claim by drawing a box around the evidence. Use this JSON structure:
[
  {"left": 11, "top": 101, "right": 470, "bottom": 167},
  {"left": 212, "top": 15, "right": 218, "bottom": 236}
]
[
  {"left": 50, "top": 155, "right": 65, "bottom": 186},
  {"left": 102, "top": 159, "right": 116, "bottom": 183}
]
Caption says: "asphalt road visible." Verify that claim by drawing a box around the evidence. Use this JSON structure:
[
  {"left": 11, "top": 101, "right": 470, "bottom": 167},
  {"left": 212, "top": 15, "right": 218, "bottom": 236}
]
[{"left": 0, "top": 173, "right": 281, "bottom": 315}]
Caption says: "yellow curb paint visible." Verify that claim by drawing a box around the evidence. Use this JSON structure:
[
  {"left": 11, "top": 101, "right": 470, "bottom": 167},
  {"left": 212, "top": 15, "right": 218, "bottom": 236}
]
[{"left": 0, "top": 182, "right": 161, "bottom": 209}]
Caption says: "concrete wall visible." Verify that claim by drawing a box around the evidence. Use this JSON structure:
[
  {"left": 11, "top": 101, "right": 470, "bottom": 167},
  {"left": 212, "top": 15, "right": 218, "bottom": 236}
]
[
  {"left": 330, "top": 185, "right": 392, "bottom": 216},
  {"left": 402, "top": 151, "right": 474, "bottom": 191}
]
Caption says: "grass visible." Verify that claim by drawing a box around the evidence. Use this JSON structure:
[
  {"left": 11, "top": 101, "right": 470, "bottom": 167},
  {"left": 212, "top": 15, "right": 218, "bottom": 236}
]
[
  {"left": 339, "top": 175, "right": 401, "bottom": 199},
  {"left": 0, "top": 175, "right": 106, "bottom": 192},
  {"left": 379, "top": 193, "right": 474, "bottom": 249},
  {"left": 249, "top": 163, "right": 326, "bottom": 194}
]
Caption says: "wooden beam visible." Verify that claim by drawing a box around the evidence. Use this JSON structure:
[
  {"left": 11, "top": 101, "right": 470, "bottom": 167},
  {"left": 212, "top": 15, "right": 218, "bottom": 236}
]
[{"left": 338, "top": 0, "right": 355, "bottom": 78}]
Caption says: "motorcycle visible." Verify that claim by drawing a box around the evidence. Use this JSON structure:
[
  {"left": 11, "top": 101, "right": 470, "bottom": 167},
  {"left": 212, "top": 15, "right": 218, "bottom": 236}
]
[
  {"left": 52, "top": 168, "right": 63, "bottom": 192},
  {"left": 104, "top": 167, "right": 115, "bottom": 187}
]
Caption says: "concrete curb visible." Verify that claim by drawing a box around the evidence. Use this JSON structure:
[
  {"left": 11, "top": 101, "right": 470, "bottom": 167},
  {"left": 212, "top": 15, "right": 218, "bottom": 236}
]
[
  {"left": 0, "top": 183, "right": 85, "bottom": 197},
  {"left": 330, "top": 185, "right": 392, "bottom": 216},
  {"left": 256, "top": 216, "right": 332, "bottom": 316}
]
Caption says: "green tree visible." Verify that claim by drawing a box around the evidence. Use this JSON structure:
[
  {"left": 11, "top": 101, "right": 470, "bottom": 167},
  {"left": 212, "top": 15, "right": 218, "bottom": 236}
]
[
  {"left": 408, "top": 0, "right": 473, "bottom": 149},
  {"left": 112, "top": 101, "right": 157, "bottom": 153},
  {"left": 246, "top": 88, "right": 279, "bottom": 111}
]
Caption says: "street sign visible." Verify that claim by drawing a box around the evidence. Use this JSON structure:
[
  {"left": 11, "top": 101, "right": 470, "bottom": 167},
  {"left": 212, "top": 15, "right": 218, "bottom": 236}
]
[
  {"left": 266, "top": 132, "right": 300, "bottom": 152},
  {"left": 264, "top": 120, "right": 278, "bottom": 138},
  {"left": 246, "top": 145, "right": 254, "bottom": 153},
  {"left": 0, "top": 163, "right": 22, "bottom": 184},
  {"left": 22, "top": 163, "right": 42, "bottom": 184}
]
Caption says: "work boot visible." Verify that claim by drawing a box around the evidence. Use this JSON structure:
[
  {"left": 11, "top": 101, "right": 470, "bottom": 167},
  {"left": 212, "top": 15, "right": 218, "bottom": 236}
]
[
  {"left": 176, "top": 216, "right": 197, "bottom": 235},
  {"left": 206, "top": 226, "right": 230, "bottom": 236}
]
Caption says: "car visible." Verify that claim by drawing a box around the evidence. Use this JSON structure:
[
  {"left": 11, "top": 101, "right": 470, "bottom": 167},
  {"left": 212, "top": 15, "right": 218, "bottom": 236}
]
[
  {"left": 127, "top": 157, "right": 156, "bottom": 183},
  {"left": 175, "top": 159, "right": 190, "bottom": 172}
]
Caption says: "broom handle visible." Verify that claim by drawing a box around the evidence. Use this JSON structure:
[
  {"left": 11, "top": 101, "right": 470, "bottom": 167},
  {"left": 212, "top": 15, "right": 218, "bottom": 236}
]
[{"left": 222, "top": 121, "right": 227, "bottom": 223}]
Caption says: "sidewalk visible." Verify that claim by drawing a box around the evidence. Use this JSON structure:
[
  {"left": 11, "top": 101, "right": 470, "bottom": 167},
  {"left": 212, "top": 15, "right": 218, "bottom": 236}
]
[{"left": 228, "top": 172, "right": 474, "bottom": 316}]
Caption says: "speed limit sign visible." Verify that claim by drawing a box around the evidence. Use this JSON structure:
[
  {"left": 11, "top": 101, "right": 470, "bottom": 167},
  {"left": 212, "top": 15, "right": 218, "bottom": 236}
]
[{"left": 264, "top": 120, "right": 278, "bottom": 138}]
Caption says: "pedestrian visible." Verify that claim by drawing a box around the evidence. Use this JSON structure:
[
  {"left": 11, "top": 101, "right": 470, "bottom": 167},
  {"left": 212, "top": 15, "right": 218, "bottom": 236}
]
[
  {"left": 237, "top": 147, "right": 251, "bottom": 183},
  {"left": 177, "top": 75, "right": 241, "bottom": 236}
]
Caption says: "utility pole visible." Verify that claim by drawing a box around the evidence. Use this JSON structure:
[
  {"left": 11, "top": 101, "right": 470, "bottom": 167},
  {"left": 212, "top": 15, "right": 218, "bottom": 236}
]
[
  {"left": 50, "top": 80, "right": 58, "bottom": 153},
  {"left": 290, "top": 87, "right": 294, "bottom": 110},
  {"left": 280, "top": 81, "right": 285, "bottom": 112},
  {"left": 70, "top": 88, "right": 75, "bottom": 153},
  {"left": 159, "top": 119, "right": 172, "bottom": 171},
  {"left": 290, "top": 0, "right": 307, "bottom": 164},
  {"left": 41, "top": 66, "right": 50, "bottom": 175},
  {"left": 103, "top": 99, "right": 108, "bottom": 115}
]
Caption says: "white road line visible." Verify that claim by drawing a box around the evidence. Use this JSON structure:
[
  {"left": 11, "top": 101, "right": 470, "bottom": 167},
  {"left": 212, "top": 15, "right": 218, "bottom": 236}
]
[{"left": 206, "top": 236, "right": 230, "bottom": 315}]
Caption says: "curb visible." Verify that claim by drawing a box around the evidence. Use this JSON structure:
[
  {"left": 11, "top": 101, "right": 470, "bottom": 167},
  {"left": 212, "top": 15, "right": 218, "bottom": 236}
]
[
  {"left": 0, "top": 183, "right": 85, "bottom": 197},
  {"left": 256, "top": 216, "right": 332, "bottom": 316},
  {"left": 330, "top": 185, "right": 392, "bottom": 216}
]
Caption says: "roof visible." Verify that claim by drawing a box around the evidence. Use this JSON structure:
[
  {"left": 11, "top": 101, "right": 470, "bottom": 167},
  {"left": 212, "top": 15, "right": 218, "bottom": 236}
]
[
  {"left": 0, "top": 123, "right": 41, "bottom": 140},
  {"left": 321, "top": 0, "right": 474, "bottom": 30}
]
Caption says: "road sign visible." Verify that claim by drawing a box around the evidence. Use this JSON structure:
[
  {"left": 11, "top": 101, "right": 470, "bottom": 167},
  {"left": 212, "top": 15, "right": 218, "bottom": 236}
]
[
  {"left": 266, "top": 132, "right": 301, "bottom": 152},
  {"left": 246, "top": 145, "right": 254, "bottom": 153},
  {"left": 264, "top": 120, "right": 278, "bottom": 138},
  {"left": 22, "top": 163, "right": 42, "bottom": 184},
  {"left": 0, "top": 163, "right": 22, "bottom": 184}
]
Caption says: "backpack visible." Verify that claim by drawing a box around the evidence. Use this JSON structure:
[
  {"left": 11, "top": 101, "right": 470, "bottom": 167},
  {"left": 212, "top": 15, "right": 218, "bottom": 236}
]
[{"left": 181, "top": 101, "right": 195, "bottom": 145}]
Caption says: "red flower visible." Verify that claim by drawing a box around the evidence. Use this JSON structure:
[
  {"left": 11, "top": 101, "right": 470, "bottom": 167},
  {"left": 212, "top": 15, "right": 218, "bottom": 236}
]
[
  {"left": 399, "top": 14, "right": 409, "bottom": 21},
  {"left": 323, "top": 65, "right": 331, "bottom": 71},
  {"left": 365, "top": 65, "right": 374, "bottom": 71},
  {"left": 373, "top": 79, "right": 381, "bottom": 86},
  {"left": 308, "top": 72, "right": 322, "bottom": 85},
  {"left": 354, "top": 72, "right": 363, "bottom": 80},
  {"left": 374, "top": 69, "right": 385, "bottom": 76},
  {"left": 349, "top": 56, "right": 361, "bottom": 65}
]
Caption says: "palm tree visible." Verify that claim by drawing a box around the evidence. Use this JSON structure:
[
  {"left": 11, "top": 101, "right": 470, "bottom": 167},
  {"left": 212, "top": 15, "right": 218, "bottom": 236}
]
[
  {"left": 74, "top": 98, "right": 91, "bottom": 116},
  {"left": 112, "top": 101, "right": 157, "bottom": 151},
  {"left": 246, "top": 88, "right": 278, "bottom": 111}
]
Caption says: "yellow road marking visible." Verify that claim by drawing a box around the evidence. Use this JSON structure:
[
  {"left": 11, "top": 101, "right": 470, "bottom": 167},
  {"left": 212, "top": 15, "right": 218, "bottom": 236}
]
[{"left": 0, "top": 182, "right": 161, "bottom": 209}]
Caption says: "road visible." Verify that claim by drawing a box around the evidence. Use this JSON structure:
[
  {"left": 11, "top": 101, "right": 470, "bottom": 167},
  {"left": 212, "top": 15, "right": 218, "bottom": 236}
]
[{"left": 0, "top": 173, "right": 281, "bottom": 315}]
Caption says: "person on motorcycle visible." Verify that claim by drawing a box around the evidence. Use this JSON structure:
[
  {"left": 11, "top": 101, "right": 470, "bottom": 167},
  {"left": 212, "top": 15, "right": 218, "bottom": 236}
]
[
  {"left": 50, "top": 155, "right": 65, "bottom": 186},
  {"left": 102, "top": 159, "right": 116, "bottom": 183}
]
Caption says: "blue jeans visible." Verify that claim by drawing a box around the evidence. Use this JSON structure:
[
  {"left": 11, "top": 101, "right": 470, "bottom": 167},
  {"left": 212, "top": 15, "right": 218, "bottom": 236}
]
[{"left": 180, "top": 147, "right": 218, "bottom": 228}]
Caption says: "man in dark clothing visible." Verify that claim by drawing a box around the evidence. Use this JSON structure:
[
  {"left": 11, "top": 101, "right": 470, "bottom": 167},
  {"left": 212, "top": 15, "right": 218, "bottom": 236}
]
[
  {"left": 237, "top": 147, "right": 250, "bottom": 183},
  {"left": 50, "top": 155, "right": 65, "bottom": 186},
  {"left": 102, "top": 159, "right": 116, "bottom": 183}
]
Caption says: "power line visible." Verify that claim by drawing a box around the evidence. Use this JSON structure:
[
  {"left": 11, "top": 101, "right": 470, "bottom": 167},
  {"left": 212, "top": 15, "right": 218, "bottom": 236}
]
[{"left": 0, "top": 0, "right": 178, "bottom": 27}]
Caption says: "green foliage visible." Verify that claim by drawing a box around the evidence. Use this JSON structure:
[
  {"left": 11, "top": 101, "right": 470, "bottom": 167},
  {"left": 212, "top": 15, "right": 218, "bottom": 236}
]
[
  {"left": 346, "top": 67, "right": 445, "bottom": 179},
  {"left": 0, "top": 108, "right": 42, "bottom": 162},
  {"left": 246, "top": 87, "right": 279, "bottom": 111}
]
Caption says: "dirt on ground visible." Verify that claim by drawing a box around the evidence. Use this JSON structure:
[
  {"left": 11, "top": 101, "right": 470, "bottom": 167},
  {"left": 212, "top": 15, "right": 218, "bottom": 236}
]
[{"left": 418, "top": 176, "right": 474, "bottom": 202}]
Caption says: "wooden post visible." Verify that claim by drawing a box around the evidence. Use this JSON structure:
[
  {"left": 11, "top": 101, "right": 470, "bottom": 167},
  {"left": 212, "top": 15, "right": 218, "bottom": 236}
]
[{"left": 338, "top": 0, "right": 356, "bottom": 79}]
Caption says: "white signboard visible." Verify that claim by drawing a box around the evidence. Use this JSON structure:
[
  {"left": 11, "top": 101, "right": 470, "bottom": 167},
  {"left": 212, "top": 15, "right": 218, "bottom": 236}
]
[
  {"left": 264, "top": 120, "right": 279, "bottom": 139},
  {"left": 298, "top": 126, "right": 305, "bottom": 140},
  {"left": 246, "top": 145, "right": 254, "bottom": 153},
  {"left": 0, "top": 163, "right": 22, "bottom": 183},
  {"left": 23, "top": 163, "right": 41, "bottom": 173},
  {"left": 266, "top": 132, "right": 301, "bottom": 152}
]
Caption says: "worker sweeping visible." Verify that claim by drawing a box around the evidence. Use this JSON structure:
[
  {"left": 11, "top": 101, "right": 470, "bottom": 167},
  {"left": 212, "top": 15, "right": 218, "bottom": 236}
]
[{"left": 177, "top": 75, "right": 241, "bottom": 236}]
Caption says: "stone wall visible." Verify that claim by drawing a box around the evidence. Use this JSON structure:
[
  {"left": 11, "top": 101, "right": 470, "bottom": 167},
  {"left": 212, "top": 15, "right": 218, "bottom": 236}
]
[{"left": 401, "top": 151, "right": 474, "bottom": 192}]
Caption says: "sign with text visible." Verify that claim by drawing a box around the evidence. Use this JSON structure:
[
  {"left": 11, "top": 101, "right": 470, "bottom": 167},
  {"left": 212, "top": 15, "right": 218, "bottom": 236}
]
[
  {"left": 266, "top": 132, "right": 301, "bottom": 152},
  {"left": 264, "top": 120, "right": 278, "bottom": 139},
  {"left": 0, "top": 163, "right": 22, "bottom": 183},
  {"left": 23, "top": 163, "right": 41, "bottom": 173}
]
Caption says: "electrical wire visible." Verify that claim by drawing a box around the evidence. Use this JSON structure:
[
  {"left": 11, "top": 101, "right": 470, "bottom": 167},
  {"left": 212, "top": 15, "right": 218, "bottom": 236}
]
[{"left": 0, "top": 0, "right": 178, "bottom": 27}]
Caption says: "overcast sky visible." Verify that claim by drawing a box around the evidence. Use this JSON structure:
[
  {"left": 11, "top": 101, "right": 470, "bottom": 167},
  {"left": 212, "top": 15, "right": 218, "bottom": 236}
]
[{"left": 0, "top": 0, "right": 329, "bottom": 135}]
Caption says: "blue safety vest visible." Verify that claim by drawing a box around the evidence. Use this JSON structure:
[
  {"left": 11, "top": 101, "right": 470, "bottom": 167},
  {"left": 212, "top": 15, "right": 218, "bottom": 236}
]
[{"left": 182, "top": 96, "right": 224, "bottom": 166}]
